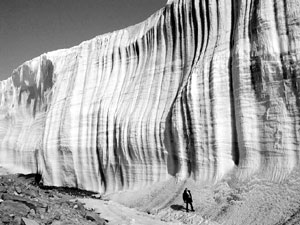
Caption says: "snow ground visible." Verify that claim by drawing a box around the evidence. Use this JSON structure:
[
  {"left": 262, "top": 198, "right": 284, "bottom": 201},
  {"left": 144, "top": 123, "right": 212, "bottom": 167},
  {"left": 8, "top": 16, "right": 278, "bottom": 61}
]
[{"left": 79, "top": 167, "right": 300, "bottom": 225}]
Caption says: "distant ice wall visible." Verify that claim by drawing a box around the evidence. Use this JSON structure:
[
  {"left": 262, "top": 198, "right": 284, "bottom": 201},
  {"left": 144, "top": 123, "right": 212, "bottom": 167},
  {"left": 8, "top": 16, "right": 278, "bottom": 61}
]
[
  {"left": 0, "top": 55, "right": 53, "bottom": 174},
  {"left": 0, "top": 0, "right": 300, "bottom": 192}
]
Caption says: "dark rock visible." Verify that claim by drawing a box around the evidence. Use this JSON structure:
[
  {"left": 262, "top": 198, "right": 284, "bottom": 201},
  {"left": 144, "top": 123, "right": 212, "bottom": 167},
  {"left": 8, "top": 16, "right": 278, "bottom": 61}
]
[
  {"left": 1, "top": 193, "right": 25, "bottom": 201},
  {"left": 21, "top": 218, "right": 39, "bottom": 225},
  {"left": 86, "top": 214, "right": 96, "bottom": 221},
  {"left": 15, "top": 186, "right": 22, "bottom": 194},
  {"left": 41, "top": 202, "right": 48, "bottom": 208},
  {"left": 86, "top": 212, "right": 106, "bottom": 224},
  {"left": 96, "top": 218, "right": 107, "bottom": 225},
  {"left": 1, "top": 194, "right": 43, "bottom": 211},
  {"left": 92, "top": 194, "right": 102, "bottom": 199},
  {"left": 51, "top": 221, "right": 63, "bottom": 225},
  {"left": 0, "top": 186, "right": 7, "bottom": 193},
  {"left": 23, "top": 189, "right": 37, "bottom": 198},
  {"left": 29, "top": 208, "right": 36, "bottom": 216},
  {"left": 12, "top": 217, "right": 22, "bottom": 225},
  {"left": 0, "top": 200, "right": 30, "bottom": 217},
  {"left": 37, "top": 207, "right": 47, "bottom": 214},
  {"left": 79, "top": 209, "right": 87, "bottom": 218},
  {"left": 48, "top": 193, "right": 54, "bottom": 198},
  {"left": 36, "top": 202, "right": 48, "bottom": 214},
  {"left": 53, "top": 213, "right": 61, "bottom": 220},
  {"left": 61, "top": 202, "right": 68, "bottom": 208},
  {"left": 76, "top": 202, "right": 85, "bottom": 210},
  {"left": 40, "top": 214, "right": 45, "bottom": 220},
  {"left": 1, "top": 214, "right": 11, "bottom": 223}
]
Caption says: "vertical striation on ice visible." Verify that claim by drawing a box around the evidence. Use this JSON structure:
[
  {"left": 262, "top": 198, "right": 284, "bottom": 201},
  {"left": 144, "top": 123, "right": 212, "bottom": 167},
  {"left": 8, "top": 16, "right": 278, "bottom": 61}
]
[{"left": 0, "top": 0, "right": 300, "bottom": 192}]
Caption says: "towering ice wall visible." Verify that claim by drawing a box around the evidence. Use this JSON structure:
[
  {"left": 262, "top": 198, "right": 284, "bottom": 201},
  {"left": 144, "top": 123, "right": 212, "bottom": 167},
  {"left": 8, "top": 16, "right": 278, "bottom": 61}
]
[{"left": 0, "top": 0, "right": 300, "bottom": 192}]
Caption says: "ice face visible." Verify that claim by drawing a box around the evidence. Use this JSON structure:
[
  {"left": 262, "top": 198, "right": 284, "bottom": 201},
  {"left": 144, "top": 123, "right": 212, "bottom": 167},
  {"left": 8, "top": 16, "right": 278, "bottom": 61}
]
[{"left": 0, "top": 0, "right": 300, "bottom": 193}]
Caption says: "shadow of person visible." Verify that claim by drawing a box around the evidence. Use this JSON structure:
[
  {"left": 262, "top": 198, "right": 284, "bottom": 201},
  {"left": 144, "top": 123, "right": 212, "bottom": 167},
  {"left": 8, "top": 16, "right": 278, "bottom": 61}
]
[{"left": 170, "top": 204, "right": 185, "bottom": 211}]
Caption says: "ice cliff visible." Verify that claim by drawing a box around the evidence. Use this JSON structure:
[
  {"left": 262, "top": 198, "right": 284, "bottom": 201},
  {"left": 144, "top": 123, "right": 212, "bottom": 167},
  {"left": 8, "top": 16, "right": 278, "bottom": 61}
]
[{"left": 0, "top": 0, "right": 300, "bottom": 193}]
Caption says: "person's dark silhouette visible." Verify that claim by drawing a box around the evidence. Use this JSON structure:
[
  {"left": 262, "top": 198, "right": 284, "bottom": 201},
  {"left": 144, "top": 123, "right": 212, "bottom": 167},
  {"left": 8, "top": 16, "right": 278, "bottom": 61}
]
[
  {"left": 182, "top": 188, "right": 194, "bottom": 212},
  {"left": 35, "top": 173, "right": 42, "bottom": 186}
]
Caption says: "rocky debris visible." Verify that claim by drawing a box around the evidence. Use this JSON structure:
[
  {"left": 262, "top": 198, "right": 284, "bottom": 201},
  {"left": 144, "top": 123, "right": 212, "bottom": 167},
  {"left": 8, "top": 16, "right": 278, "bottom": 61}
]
[
  {"left": 12, "top": 216, "right": 22, "bottom": 225},
  {"left": 0, "top": 174, "right": 107, "bottom": 225},
  {"left": 1, "top": 193, "right": 44, "bottom": 211},
  {"left": 15, "top": 186, "right": 22, "bottom": 195},
  {"left": 86, "top": 212, "right": 107, "bottom": 224},
  {"left": 0, "top": 200, "right": 30, "bottom": 217},
  {"left": 21, "top": 218, "right": 39, "bottom": 225},
  {"left": 0, "top": 186, "right": 7, "bottom": 193},
  {"left": 92, "top": 194, "right": 102, "bottom": 199},
  {"left": 22, "top": 189, "right": 38, "bottom": 199},
  {"left": 50, "top": 221, "right": 63, "bottom": 225},
  {"left": 1, "top": 214, "right": 11, "bottom": 223}
]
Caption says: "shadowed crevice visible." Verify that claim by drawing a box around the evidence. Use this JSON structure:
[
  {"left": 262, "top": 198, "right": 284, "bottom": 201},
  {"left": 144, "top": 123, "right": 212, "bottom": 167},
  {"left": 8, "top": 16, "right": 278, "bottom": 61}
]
[
  {"left": 229, "top": 0, "right": 240, "bottom": 166},
  {"left": 164, "top": 109, "right": 181, "bottom": 177}
]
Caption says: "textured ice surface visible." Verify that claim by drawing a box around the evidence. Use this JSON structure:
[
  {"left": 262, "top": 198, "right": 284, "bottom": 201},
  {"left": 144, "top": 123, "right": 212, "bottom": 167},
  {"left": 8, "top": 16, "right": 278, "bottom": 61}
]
[{"left": 0, "top": 0, "right": 300, "bottom": 193}]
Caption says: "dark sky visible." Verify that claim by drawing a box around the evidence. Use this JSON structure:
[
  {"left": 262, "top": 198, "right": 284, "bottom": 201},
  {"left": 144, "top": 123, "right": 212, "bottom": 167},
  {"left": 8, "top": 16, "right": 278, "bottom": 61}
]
[{"left": 0, "top": 0, "right": 166, "bottom": 81}]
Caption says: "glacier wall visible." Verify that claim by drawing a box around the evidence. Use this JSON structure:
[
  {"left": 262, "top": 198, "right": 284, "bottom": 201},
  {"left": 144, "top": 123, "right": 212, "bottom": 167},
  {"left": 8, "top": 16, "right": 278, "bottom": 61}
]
[{"left": 0, "top": 0, "right": 300, "bottom": 192}]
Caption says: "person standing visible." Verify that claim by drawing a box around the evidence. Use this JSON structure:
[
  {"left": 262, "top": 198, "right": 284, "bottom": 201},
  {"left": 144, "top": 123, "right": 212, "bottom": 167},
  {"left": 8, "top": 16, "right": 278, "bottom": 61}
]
[{"left": 183, "top": 188, "right": 194, "bottom": 212}]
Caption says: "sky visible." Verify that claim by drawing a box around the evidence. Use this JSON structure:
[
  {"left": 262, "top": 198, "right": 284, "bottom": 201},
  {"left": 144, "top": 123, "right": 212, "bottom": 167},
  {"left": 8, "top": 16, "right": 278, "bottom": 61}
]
[{"left": 0, "top": 0, "right": 166, "bottom": 81}]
